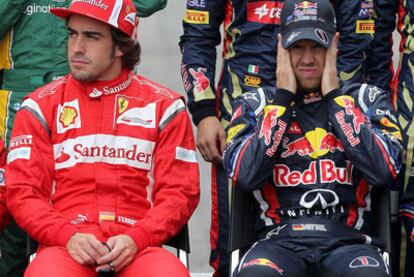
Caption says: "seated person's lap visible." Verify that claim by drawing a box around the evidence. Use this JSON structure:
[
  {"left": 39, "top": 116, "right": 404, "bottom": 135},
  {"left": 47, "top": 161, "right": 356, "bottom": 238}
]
[
  {"left": 25, "top": 246, "right": 189, "bottom": 277},
  {"left": 235, "top": 238, "right": 390, "bottom": 277}
]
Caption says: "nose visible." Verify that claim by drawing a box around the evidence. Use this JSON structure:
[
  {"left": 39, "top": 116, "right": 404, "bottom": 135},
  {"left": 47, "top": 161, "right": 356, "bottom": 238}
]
[
  {"left": 301, "top": 48, "right": 315, "bottom": 64},
  {"left": 70, "top": 36, "right": 85, "bottom": 54}
]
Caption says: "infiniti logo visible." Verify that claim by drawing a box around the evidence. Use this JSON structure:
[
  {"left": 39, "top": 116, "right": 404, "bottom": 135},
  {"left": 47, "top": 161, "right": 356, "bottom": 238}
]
[
  {"left": 299, "top": 189, "right": 339, "bottom": 209},
  {"left": 315, "top": 29, "right": 328, "bottom": 45}
]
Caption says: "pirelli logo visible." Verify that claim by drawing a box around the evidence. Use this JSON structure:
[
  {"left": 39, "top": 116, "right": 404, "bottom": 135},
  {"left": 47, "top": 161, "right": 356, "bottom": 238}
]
[
  {"left": 184, "top": 9, "right": 209, "bottom": 24},
  {"left": 355, "top": 20, "right": 374, "bottom": 34}
]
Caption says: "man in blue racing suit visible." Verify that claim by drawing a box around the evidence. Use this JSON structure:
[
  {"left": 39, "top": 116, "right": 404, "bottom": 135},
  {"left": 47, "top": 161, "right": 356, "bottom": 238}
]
[
  {"left": 179, "top": 0, "right": 396, "bottom": 274},
  {"left": 223, "top": 0, "right": 403, "bottom": 276}
]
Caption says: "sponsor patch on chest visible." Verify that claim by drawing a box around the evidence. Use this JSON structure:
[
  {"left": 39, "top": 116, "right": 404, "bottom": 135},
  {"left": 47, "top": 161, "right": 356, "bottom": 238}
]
[
  {"left": 115, "top": 95, "right": 156, "bottom": 128},
  {"left": 54, "top": 134, "right": 155, "bottom": 170},
  {"left": 57, "top": 99, "right": 81, "bottom": 134}
]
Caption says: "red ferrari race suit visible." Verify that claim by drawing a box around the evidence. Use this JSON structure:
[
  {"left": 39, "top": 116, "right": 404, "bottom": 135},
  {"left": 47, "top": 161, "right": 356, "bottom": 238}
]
[
  {"left": 222, "top": 84, "right": 403, "bottom": 274},
  {"left": 5, "top": 69, "right": 200, "bottom": 275}
]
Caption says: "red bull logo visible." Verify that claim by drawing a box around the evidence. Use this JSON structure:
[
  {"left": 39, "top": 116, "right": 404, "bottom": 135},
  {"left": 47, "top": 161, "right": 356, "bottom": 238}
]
[
  {"left": 274, "top": 160, "right": 353, "bottom": 186},
  {"left": 281, "top": 136, "right": 314, "bottom": 157},
  {"left": 281, "top": 128, "right": 344, "bottom": 159},
  {"left": 260, "top": 109, "right": 278, "bottom": 145},
  {"left": 320, "top": 133, "right": 345, "bottom": 153},
  {"left": 189, "top": 67, "right": 210, "bottom": 94},
  {"left": 259, "top": 105, "right": 285, "bottom": 145},
  {"left": 335, "top": 96, "right": 366, "bottom": 134},
  {"left": 335, "top": 110, "right": 361, "bottom": 147},
  {"left": 242, "top": 258, "right": 284, "bottom": 274},
  {"left": 296, "top": 1, "right": 317, "bottom": 9}
]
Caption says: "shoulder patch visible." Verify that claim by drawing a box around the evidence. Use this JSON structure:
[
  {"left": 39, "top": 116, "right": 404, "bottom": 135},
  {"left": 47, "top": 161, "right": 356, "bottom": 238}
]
[
  {"left": 136, "top": 76, "right": 177, "bottom": 99},
  {"left": 37, "top": 76, "right": 68, "bottom": 99}
]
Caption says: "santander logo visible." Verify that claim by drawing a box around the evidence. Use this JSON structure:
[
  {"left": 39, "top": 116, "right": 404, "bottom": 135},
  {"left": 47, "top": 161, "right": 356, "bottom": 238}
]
[{"left": 54, "top": 134, "right": 155, "bottom": 170}]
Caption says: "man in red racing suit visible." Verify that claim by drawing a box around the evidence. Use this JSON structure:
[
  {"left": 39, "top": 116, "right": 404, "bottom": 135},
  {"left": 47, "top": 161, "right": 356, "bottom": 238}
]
[{"left": 5, "top": 0, "right": 200, "bottom": 276}]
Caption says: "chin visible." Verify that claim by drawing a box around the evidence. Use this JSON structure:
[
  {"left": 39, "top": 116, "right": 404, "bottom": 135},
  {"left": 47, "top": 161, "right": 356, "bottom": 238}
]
[
  {"left": 299, "top": 86, "right": 320, "bottom": 93},
  {"left": 71, "top": 71, "right": 94, "bottom": 83}
]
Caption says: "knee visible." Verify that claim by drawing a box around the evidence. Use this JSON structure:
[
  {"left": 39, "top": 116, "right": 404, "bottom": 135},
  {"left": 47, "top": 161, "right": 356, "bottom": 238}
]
[
  {"left": 342, "top": 267, "right": 390, "bottom": 277},
  {"left": 236, "top": 266, "right": 284, "bottom": 277},
  {"left": 235, "top": 259, "right": 284, "bottom": 277}
]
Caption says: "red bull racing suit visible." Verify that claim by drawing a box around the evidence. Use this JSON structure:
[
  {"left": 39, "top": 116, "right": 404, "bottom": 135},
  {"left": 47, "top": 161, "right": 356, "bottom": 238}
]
[
  {"left": 179, "top": 0, "right": 396, "bottom": 275},
  {"left": 223, "top": 84, "right": 403, "bottom": 275},
  {"left": 5, "top": 70, "right": 200, "bottom": 274}
]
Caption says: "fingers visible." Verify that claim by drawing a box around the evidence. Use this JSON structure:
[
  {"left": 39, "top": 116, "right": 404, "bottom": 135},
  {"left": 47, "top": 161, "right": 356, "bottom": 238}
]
[
  {"left": 321, "top": 32, "right": 340, "bottom": 96},
  {"left": 67, "top": 233, "right": 108, "bottom": 265},
  {"left": 196, "top": 117, "right": 226, "bottom": 163},
  {"left": 70, "top": 248, "right": 94, "bottom": 265},
  {"left": 276, "top": 33, "right": 296, "bottom": 93},
  {"left": 96, "top": 235, "right": 137, "bottom": 272},
  {"left": 199, "top": 131, "right": 226, "bottom": 164}
]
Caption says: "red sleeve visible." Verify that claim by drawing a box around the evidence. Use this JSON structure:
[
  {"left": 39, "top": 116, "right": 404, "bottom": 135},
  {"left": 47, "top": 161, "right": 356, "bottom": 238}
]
[
  {"left": 6, "top": 105, "right": 78, "bottom": 246},
  {"left": 125, "top": 98, "right": 200, "bottom": 251}
]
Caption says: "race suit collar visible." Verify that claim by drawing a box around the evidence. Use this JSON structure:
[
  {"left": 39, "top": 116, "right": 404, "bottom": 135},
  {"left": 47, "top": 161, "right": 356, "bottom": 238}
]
[
  {"left": 71, "top": 69, "right": 134, "bottom": 99},
  {"left": 295, "top": 89, "right": 323, "bottom": 105}
]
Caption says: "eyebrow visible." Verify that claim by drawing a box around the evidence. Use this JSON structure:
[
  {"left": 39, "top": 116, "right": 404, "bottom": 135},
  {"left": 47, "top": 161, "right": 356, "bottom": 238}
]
[{"left": 67, "top": 26, "right": 104, "bottom": 37}]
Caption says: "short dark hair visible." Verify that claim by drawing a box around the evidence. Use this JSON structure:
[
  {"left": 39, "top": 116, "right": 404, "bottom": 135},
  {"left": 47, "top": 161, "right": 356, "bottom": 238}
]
[{"left": 111, "top": 28, "right": 141, "bottom": 70}]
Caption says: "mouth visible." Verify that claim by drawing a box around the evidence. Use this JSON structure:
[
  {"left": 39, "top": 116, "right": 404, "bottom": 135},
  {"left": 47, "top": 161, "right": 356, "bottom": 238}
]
[
  {"left": 299, "top": 68, "right": 318, "bottom": 77},
  {"left": 70, "top": 59, "right": 89, "bottom": 66}
]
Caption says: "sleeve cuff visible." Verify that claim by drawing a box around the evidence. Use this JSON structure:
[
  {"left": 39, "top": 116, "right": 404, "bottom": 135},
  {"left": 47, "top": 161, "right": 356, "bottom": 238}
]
[
  {"left": 55, "top": 224, "right": 79, "bottom": 247},
  {"left": 323, "top": 88, "right": 342, "bottom": 102},
  {"left": 125, "top": 225, "right": 152, "bottom": 253},
  {"left": 191, "top": 106, "right": 217, "bottom": 126}
]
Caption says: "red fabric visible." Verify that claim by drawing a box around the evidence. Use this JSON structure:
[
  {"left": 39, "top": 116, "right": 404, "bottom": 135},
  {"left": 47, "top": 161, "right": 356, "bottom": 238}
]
[
  {"left": 51, "top": 0, "right": 138, "bottom": 37},
  {"left": 6, "top": 70, "right": 200, "bottom": 251},
  {"left": 25, "top": 246, "right": 189, "bottom": 276}
]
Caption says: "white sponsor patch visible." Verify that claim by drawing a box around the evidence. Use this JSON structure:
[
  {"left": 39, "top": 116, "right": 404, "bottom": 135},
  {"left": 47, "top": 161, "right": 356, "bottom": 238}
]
[
  {"left": 57, "top": 99, "right": 81, "bottom": 134},
  {"left": 9, "top": 135, "right": 33, "bottom": 148},
  {"left": 176, "top": 147, "right": 197, "bottom": 163},
  {"left": 8, "top": 135, "right": 33, "bottom": 163},
  {"left": 54, "top": 134, "right": 155, "bottom": 170},
  {"left": 8, "top": 147, "right": 32, "bottom": 163},
  {"left": 116, "top": 102, "right": 156, "bottom": 128},
  {"left": 118, "top": 215, "right": 137, "bottom": 225},
  {"left": 124, "top": 12, "right": 136, "bottom": 26}
]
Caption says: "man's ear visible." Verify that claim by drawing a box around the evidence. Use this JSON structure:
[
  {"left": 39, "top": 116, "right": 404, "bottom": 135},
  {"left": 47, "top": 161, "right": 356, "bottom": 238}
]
[{"left": 114, "top": 45, "right": 124, "bottom": 58}]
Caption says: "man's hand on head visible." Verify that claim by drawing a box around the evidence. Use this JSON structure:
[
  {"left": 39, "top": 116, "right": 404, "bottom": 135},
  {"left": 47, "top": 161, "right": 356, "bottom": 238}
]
[
  {"left": 276, "top": 33, "right": 296, "bottom": 94},
  {"left": 96, "top": 234, "right": 138, "bottom": 273},
  {"left": 321, "top": 32, "right": 340, "bottom": 96},
  {"left": 66, "top": 233, "right": 110, "bottom": 265}
]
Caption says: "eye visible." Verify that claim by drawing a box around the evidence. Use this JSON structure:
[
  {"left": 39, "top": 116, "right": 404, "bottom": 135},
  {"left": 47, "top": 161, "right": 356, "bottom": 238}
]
[
  {"left": 85, "top": 33, "right": 99, "bottom": 40},
  {"left": 312, "top": 44, "right": 326, "bottom": 54},
  {"left": 68, "top": 30, "right": 77, "bottom": 38},
  {"left": 290, "top": 44, "right": 302, "bottom": 50}
]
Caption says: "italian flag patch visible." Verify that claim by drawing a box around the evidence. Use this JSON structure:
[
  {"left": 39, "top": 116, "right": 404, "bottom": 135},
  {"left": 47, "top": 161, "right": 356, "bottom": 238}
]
[{"left": 248, "top": 64, "right": 259, "bottom": 74}]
